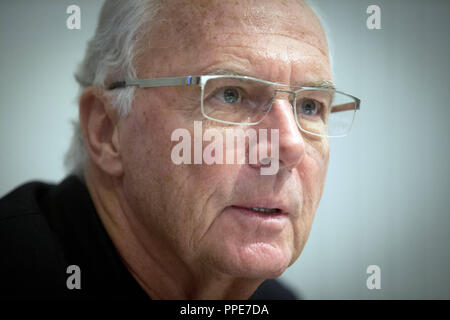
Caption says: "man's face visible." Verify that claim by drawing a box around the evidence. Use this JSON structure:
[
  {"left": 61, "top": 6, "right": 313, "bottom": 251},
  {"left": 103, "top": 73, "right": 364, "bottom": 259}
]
[{"left": 118, "top": 0, "right": 331, "bottom": 279}]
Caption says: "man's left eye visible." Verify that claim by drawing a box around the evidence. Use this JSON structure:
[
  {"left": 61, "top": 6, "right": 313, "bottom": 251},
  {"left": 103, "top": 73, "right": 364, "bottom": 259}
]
[{"left": 298, "top": 98, "right": 321, "bottom": 116}]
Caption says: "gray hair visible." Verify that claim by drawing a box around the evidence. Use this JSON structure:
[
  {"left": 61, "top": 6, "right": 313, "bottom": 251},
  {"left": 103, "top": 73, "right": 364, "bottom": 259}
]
[
  {"left": 64, "top": 0, "right": 332, "bottom": 178},
  {"left": 64, "top": 0, "right": 162, "bottom": 177}
]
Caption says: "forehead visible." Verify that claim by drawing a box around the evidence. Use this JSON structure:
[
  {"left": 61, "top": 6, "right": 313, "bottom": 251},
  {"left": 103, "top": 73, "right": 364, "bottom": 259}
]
[{"left": 138, "top": 0, "right": 330, "bottom": 83}]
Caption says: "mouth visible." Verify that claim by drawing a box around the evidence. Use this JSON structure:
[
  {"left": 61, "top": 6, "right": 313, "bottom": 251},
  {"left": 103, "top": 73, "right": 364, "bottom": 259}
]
[
  {"left": 226, "top": 204, "right": 289, "bottom": 232},
  {"left": 230, "top": 205, "right": 288, "bottom": 217}
]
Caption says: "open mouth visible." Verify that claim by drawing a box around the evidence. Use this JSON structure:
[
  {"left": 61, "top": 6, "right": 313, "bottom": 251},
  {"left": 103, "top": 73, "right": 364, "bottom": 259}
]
[
  {"left": 227, "top": 205, "right": 289, "bottom": 231},
  {"left": 231, "top": 205, "right": 285, "bottom": 216},
  {"left": 248, "top": 207, "right": 281, "bottom": 214}
]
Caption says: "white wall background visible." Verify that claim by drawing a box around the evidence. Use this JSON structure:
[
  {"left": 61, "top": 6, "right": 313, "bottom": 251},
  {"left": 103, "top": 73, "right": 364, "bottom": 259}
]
[{"left": 1, "top": 0, "right": 449, "bottom": 299}]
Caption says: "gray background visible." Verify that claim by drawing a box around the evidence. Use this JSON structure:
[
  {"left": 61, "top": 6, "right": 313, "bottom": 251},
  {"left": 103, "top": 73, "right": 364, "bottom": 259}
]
[{"left": 1, "top": 0, "right": 449, "bottom": 299}]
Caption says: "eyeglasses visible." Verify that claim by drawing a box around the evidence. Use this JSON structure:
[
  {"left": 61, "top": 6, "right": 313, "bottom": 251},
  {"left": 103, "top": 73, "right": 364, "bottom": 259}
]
[{"left": 108, "top": 75, "right": 361, "bottom": 137}]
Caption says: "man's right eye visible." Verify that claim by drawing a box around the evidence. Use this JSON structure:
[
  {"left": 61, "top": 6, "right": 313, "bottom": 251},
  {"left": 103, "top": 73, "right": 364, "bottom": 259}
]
[{"left": 215, "top": 87, "right": 242, "bottom": 104}]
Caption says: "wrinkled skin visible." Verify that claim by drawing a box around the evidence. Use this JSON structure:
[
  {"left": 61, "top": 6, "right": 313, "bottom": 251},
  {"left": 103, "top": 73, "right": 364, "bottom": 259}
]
[{"left": 83, "top": 0, "right": 332, "bottom": 299}]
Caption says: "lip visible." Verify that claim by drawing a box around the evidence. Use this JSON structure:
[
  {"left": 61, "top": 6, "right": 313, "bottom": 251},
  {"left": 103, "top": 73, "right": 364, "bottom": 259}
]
[
  {"left": 230, "top": 205, "right": 288, "bottom": 217},
  {"left": 231, "top": 199, "right": 291, "bottom": 217},
  {"left": 224, "top": 202, "right": 290, "bottom": 232}
]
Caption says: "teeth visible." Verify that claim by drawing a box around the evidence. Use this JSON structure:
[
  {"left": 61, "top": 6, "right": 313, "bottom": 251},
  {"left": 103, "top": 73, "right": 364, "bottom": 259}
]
[{"left": 250, "top": 207, "right": 280, "bottom": 213}]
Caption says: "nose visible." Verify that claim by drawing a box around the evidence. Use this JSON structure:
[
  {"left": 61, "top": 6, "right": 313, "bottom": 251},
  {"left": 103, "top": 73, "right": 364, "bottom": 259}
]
[{"left": 257, "top": 97, "right": 305, "bottom": 171}]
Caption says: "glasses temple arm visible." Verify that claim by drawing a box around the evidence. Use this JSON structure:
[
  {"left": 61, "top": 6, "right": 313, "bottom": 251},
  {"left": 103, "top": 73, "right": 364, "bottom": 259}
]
[
  {"left": 107, "top": 76, "right": 201, "bottom": 90},
  {"left": 331, "top": 100, "right": 361, "bottom": 113}
]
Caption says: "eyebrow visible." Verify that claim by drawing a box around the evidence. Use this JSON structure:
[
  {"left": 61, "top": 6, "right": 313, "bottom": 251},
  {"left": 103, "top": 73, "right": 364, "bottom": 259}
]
[
  {"left": 303, "top": 80, "right": 336, "bottom": 90},
  {"left": 204, "top": 68, "right": 336, "bottom": 90}
]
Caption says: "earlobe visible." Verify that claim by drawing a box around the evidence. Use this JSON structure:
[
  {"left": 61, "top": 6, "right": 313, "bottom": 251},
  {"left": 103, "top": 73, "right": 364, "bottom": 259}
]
[{"left": 79, "top": 87, "right": 123, "bottom": 177}]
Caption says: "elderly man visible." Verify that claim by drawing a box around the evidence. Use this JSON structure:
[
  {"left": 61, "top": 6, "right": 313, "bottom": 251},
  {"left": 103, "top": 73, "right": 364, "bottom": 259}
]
[{"left": 0, "top": 0, "right": 359, "bottom": 299}]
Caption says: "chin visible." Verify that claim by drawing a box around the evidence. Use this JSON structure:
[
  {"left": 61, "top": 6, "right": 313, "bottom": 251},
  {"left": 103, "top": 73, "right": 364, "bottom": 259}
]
[{"left": 215, "top": 242, "right": 293, "bottom": 279}]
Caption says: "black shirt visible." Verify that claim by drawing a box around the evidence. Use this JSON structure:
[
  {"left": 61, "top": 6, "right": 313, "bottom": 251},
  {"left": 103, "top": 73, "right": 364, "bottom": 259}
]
[{"left": 0, "top": 175, "right": 297, "bottom": 300}]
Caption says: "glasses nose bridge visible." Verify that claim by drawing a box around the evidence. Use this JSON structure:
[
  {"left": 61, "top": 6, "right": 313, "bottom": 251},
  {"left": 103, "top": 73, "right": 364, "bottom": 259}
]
[
  {"left": 273, "top": 88, "right": 295, "bottom": 101},
  {"left": 263, "top": 88, "right": 299, "bottom": 130},
  {"left": 272, "top": 88, "right": 296, "bottom": 110}
]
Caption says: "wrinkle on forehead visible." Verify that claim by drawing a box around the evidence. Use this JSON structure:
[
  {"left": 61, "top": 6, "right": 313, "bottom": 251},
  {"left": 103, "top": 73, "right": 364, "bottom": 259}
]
[
  {"left": 146, "top": 0, "right": 328, "bottom": 57},
  {"left": 134, "top": 0, "right": 332, "bottom": 88}
]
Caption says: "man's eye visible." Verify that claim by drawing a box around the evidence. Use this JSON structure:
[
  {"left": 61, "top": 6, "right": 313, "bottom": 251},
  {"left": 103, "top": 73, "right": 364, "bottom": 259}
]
[
  {"left": 299, "top": 98, "right": 321, "bottom": 116},
  {"left": 217, "top": 87, "right": 242, "bottom": 104}
]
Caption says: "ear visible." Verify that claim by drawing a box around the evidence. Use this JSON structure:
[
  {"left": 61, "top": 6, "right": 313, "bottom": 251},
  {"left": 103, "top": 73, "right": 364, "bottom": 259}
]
[{"left": 79, "top": 87, "right": 123, "bottom": 177}]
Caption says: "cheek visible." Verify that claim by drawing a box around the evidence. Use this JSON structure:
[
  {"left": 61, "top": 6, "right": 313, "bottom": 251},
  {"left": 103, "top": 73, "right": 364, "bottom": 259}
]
[
  {"left": 117, "top": 96, "right": 194, "bottom": 236},
  {"left": 301, "top": 139, "right": 329, "bottom": 211},
  {"left": 121, "top": 90, "right": 194, "bottom": 176},
  {"left": 291, "top": 140, "right": 329, "bottom": 252},
  {"left": 118, "top": 99, "right": 236, "bottom": 252}
]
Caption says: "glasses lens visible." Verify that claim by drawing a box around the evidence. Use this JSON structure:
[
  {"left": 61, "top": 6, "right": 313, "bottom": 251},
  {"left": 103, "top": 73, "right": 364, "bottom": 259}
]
[
  {"left": 202, "top": 77, "right": 273, "bottom": 124},
  {"left": 295, "top": 89, "right": 357, "bottom": 137}
]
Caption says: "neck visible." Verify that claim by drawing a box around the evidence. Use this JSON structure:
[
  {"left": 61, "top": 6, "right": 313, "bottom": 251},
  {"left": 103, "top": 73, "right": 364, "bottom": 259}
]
[{"left": 84, "top": 164, "right": 262, "bottom": 299}]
